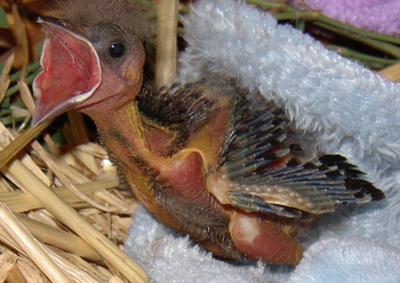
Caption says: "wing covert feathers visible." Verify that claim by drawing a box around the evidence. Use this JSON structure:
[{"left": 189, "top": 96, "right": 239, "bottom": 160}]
[{"left": 138, "top": 82, "right": 217, "bottom": 149}]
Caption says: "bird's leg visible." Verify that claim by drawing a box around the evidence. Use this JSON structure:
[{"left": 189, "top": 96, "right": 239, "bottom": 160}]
[{"left": 229, "top": 211, "right": 303, "bottom": 265}]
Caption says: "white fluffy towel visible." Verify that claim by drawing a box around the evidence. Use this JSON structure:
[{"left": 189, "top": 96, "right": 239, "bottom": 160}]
[{"left": 125, "top": 1, "right": 400, "bottom": 282}]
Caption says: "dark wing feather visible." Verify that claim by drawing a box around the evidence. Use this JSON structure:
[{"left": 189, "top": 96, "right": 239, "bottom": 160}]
[{"left": 221, "top": 91, "right": 384, "bottom": 218}]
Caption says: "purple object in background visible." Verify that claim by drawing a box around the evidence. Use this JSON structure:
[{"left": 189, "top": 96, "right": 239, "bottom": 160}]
[{"left": 292, "top": 0, "right": 400, "bottom": 36}]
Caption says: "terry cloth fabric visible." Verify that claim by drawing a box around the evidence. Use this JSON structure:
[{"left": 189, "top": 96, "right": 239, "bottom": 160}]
[{"left": 125, "top": 1, "right": 400, "bottom": 282}]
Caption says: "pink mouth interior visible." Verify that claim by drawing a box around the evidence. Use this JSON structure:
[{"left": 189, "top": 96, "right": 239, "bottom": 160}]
[{"left": 32, "top": 23, "right": 101, "bottom": 125}]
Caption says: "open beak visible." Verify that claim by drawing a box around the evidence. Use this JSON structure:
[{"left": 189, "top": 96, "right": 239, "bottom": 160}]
[{"left": 31, "top": 17, "right": 102, "bottom": 127}]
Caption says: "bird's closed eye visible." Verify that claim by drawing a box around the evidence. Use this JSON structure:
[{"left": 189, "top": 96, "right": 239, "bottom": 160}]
[{"left": 109, "top": 42, "right": 125, "bottom": 58}]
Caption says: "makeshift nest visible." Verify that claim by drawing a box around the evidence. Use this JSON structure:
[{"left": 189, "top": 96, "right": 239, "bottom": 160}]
[
  {"left": 0, "top": 0, "right": 399, "bottom": 282},
  {"left": 0, "top": 1, "right": 148, "bottom": 282}
]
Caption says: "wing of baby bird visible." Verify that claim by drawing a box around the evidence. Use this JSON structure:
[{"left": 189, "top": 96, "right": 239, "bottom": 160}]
[
  {"left": 215, "top": 90, "right": 384, "bottom": 217},
  {"left": 31, "top": 0, "right": 384, "bottom": 267}
]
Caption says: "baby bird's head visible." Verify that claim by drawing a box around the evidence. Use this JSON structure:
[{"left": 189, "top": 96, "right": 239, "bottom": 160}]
[{"left": 32, "top": 0, "right": 150, "bottom": 126}]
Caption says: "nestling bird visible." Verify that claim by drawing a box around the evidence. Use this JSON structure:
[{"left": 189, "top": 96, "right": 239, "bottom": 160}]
[{"left": 31, "top": 0, "right": 384, "bottom": 265}]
